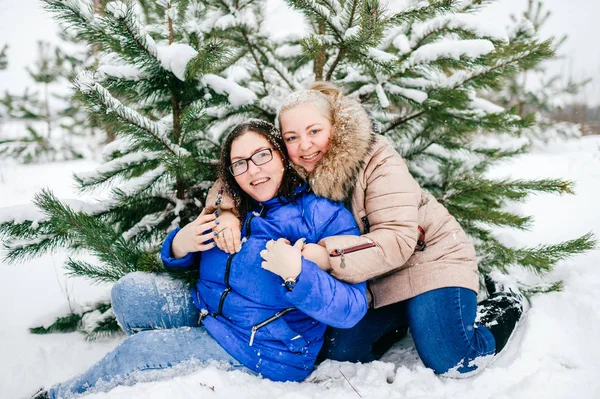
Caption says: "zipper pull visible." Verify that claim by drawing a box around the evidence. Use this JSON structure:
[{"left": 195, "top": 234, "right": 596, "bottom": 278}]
[
  {"left": 336, "top": 249, "right": 346, "bottom": 269},
  {"left": 249, "top": 326, "right": 257, "bottom": 347},
  {"left": 198, "top": 308, "right": 209, "bottom": 324}
]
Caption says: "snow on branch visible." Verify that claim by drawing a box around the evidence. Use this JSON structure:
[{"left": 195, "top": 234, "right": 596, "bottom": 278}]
[
  {"left": 75, "top": 151, "right": 162, "bottom": 186},
  {"left": 104, "top": 1, "right": 158, "bottom": 58},
  {"left": 469, "top": 97, "right": 505, "bottom": 115},
  {"left": 440, "top": 48, "right": 534, "bottom": 89},
  {"left": 403, "top": 39, "right": 494, "bottom": 69},
  {"left": 385, "top": 83, "right": 428, "bottom": 104},
  {"left": 102, "top": 137, "right": 137, "bottom": 157},
  {"left": 0, "top": 198, "right": 108, "bottom": 225},
  {"left": 156, "top": 43, "right": 198, "bottom": 81},
  {"left": 290, "top": 0, "right": 342, "bottom": 34},
  {"left": 375, "top": 84, "right": 390, "bottom": 108},
  {"left": 214, "top": 5, "right": 258, "bottom": 31},
  {"left": 111, "top": 166, "right": 167, "bottom": 198},
  {"left": 43, "top": 0, "right": 96, "bottom": 26},
  {"left": 74, "top": 72, "right": 191, "bottom": 158},
  {"left": 367, "top": 48, "right": 399, "bottom": 64},
  {"left": 0, "top": 204, "right": 46, "bottom": 225},
  {"left": 122, "top": 211, "right": 170, "bottom": 241},
  {"left": 201, "top": 74, "right": 257, "bottom": 107},
  {"left": 411, "top": 14, "right": 509, "bottom": 46}
]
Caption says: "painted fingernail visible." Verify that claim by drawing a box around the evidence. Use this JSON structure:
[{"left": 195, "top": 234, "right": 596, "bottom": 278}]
[
  {"left": 213, "top": 232, "right": 218, "bottom": 236},
  {"left": 215, "top": 220, "right": 219, "bottom": 225}
]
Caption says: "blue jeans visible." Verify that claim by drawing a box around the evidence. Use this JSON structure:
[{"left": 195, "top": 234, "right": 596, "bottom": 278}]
[
  {"left": 320, "top": 287, "right": 496, "bottom": 376},
  {"left": 48, "top": 272, "right": 243, "bottom": 399}
]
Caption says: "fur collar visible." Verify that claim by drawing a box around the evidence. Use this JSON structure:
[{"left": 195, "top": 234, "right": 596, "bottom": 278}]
[{"left": 292, "top": 96, "right": 375, "bottom": 202}]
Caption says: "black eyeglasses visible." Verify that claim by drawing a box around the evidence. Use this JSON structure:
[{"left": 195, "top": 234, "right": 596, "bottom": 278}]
[{"left": 229, "top": 148, "right": 275, "bottom": 176}]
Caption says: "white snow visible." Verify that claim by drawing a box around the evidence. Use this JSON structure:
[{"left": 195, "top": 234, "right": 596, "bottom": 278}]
[
  {"left": 201, "top": 74, "right": 258, "bottom": 108},
  {"left": 375, "top": 84, "right": 390, "bottom": 108},
  {"left": 156, "top": 43, "right": 198, "bottom": 82},
  {"left": 392, "top": 33, "right": 411, "bottom": 55},
  {"left": 470, "top": 97, "right": 505, "bottom": 115},
  {"left": 343, "top": 26, "right": 360, "bottom": 40},
  {"left": 385, "top": 83, "right": 428, "bottom": 104},
  {"left": 406, "top": 39, "right": 495, "bottom": 67},
  {"left": 411, "top": 14, "right": 509, "bottom": 45},
  {"left": 98, "top": 64, "right": 142, "bottom": 80},
  {"left": 367, "top": 48, "right": 399, "bottom": 64},
  {"left": 105, "top": 1, "right": 128, "bottom": 19},
  {"left": 75, "top": 151, "right": 162, "bottom": 186},
  {"left": 2, "top": 135, "right": 600, "bottom": 398}
]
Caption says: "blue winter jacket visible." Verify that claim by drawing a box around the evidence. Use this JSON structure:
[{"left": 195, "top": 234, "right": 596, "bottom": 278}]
[{"left": 161, "top": 188, "right": 367, "bottom": 382}]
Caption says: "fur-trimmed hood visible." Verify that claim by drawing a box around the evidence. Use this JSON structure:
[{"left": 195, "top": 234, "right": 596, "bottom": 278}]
[{"left": 292, "top": 96, "right": 375, "bottom": 202}]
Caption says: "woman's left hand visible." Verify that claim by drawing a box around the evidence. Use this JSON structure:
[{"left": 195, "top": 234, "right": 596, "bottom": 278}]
[{"left": 260, "top": 238, "right": 303, "bottom": 280}]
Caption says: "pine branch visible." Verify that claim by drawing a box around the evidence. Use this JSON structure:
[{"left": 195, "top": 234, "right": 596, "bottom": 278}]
[
  {"left": 387, "top": 0, "right": 456, "bottom": 26},
  {"left": 285, "top": 0, "right": 344, "bottom": 41},
  {"left": 184, "top": 40, "right": 231, "bottom": 81},
  {"left": 30, "top": 313, "right": 82, "bottom": 335},
  {"left": 64, "top": 258, "right": 130, "bottom": 283},
  {"left": 74, "top": 151, "right": 162, "bottom": 192},
  {"left": 478, "top": 232, "right": 596, "bottom": 274},
  {"left": 42, "top": 0, "right": 102, "bottom": 44},
  {"left": 442, "top": 178, "right": 575, "bottom": 204}
]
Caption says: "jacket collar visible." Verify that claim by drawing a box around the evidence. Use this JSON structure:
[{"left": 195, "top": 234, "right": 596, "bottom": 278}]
[
  {"left": 251, "top": 184, "right": 309, "bottom": 213},
  {"left": 292, "top": 96, "right": 375, "bottom": 202}
]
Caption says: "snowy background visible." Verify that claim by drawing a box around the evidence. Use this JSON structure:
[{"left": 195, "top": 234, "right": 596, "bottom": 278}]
[
  {"left": 2, "top": 0, "right": 600, "bottom": 398},
  {"left": 2, "top": 0, "right": 599, "bottom": 103}
]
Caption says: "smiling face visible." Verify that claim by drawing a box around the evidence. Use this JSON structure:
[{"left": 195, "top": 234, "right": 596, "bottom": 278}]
[
  {"left": 230, "top": 131, "right": 285, "bottom": 203},
  {"left": 279, "top": 103, "right": 333, "bottom": 173}
]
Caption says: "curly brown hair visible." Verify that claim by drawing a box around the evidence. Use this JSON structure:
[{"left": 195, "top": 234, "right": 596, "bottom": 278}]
[{"left": 217, "top": 119, "right": 304, "bottom": 217}]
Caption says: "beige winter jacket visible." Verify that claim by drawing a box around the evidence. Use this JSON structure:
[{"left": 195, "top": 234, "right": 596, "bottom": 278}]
[{"left": 206, "top": 97, "right": 479, "bottom": 308}]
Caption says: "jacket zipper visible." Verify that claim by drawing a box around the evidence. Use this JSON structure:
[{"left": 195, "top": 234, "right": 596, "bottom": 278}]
[
  {"left": 212, "top": 208, "right": 261, "bottom": 318},
  {"left": 249, "top": 307, "right": 296, "bottom": 346},
  {"left": 330, "top": 242, "right": 376, "bottom": 269}
]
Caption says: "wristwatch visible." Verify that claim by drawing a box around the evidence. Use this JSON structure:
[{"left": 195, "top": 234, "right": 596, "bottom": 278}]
[{"left": 283, "top": 276, "right": 298, "bottom": 291}]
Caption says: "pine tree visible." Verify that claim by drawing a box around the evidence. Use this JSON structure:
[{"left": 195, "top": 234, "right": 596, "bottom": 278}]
[
  {"left": 490, "top": 0, "right": 590, "bottom": 143},
  {"left": 1, "top": 0, "right": 595, "bottom": 337},
  {"left": 0, "top": 41, "right": 96, "bottom": 163}
]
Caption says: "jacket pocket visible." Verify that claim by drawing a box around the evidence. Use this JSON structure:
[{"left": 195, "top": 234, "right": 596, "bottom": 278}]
[
  {"left": 330, "top": 241, "right": 377, "bottom": 269},
  {"left": 263, "top": 314, "right": 308, "bottom": 353}
]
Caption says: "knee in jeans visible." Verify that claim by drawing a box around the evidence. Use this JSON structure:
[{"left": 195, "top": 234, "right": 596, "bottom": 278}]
[
  {"left": 110, "top": 331, "right": 162, "bottom": 370},
  {"left": 111, "top": 272, "right": 153, "bottom": 331},
  {"left": 111, "top": 272, "right": 150, "bottom": 306}
]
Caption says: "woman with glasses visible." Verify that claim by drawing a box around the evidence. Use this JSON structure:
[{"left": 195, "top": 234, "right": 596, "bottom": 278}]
[{"left": 34, "top": 120, "right": 367, "bottom": 399}]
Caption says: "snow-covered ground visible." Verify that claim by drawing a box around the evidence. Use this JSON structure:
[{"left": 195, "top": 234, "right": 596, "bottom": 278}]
[{"left": 1, "top": 135, "right": 600, "bottom": 399}]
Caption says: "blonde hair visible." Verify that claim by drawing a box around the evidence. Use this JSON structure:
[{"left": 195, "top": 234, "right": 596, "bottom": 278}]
[{"left": 277, "top": 81, "right": 345, "bottom": 126}]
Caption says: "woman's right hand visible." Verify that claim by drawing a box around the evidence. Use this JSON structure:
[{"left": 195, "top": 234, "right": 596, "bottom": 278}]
[
  {"left": 212, "top": 210, "right": 242, "bottom": 254},
  {"left": 171, "top": 210, "right": 218, "bottom": 259}
]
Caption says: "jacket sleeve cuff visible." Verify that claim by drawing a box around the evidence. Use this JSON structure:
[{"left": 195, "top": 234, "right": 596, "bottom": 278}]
[
  {"left": 284, "top": 259, "right": 320, "bottom": 305},
  {"left": 161, "top": 228, "right": 195, "bottom": 269}
]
